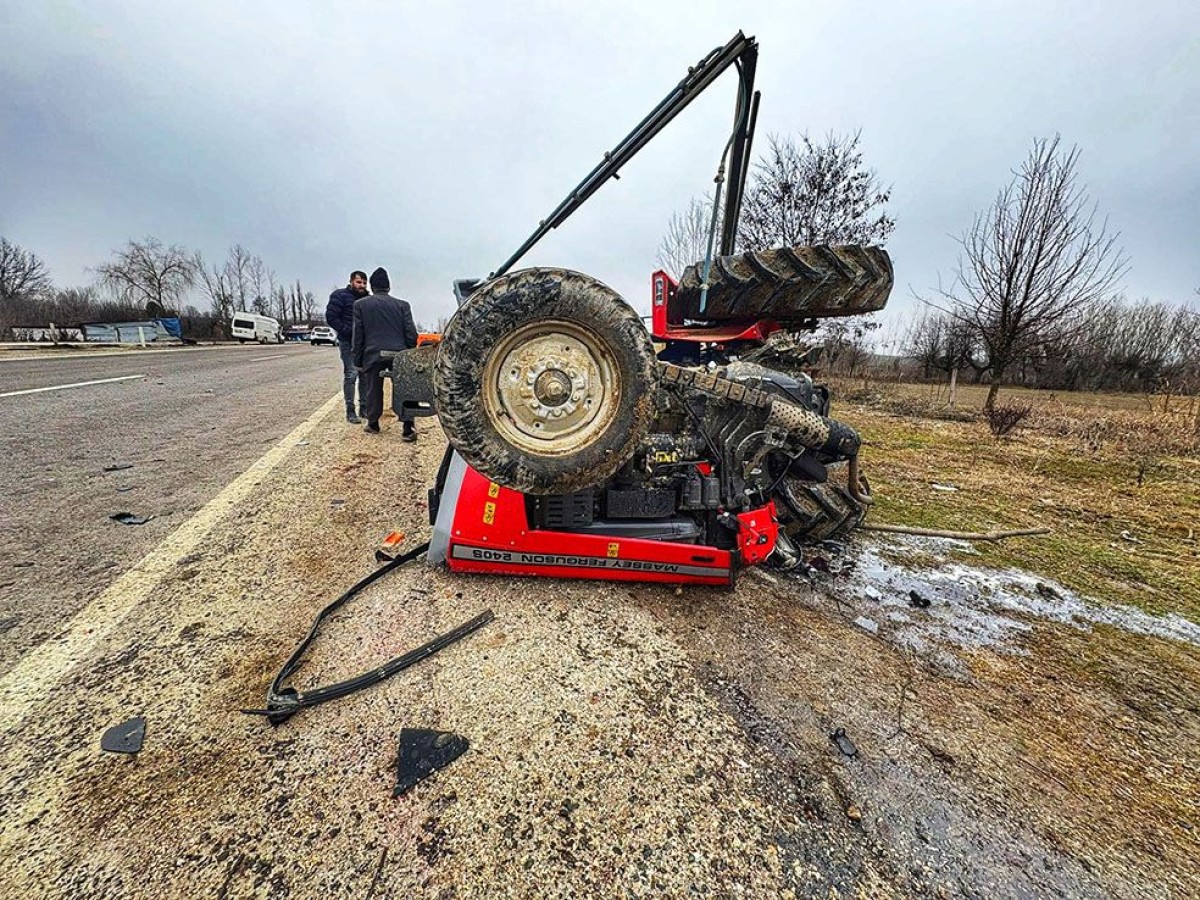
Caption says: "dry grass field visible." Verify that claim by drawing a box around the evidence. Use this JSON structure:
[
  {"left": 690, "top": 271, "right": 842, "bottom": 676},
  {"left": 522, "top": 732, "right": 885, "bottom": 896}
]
[{"left": 833, "top": 379, "right": 1200, "bottom": 623}]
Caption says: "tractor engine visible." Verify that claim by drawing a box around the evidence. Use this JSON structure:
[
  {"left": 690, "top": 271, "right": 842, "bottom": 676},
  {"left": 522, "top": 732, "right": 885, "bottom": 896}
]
[{"left": 520, "top": 354, "right": 869, "bottom": 556}]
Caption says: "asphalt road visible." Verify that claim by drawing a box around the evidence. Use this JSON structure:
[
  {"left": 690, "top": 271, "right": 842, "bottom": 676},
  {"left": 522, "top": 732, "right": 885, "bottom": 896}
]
[{"left": 0, "top": 344, "right": 346, "bottom": 676}]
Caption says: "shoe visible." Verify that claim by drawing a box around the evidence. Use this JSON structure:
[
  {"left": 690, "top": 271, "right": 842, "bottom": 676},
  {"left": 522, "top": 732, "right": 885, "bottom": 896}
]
[
  {"left": 364, "top": 421, "right": 381, "bottom": 434},
  {"left": 346, "top": 410, "right": 361, "bottom": 424},
  {"left": 401, "top": 430, "right": 416, "bottom": 442}
]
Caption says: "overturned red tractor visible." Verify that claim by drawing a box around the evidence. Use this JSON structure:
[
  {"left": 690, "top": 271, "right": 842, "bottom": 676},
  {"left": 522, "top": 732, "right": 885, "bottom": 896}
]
[{"left": 391, "top": 33, "right": 893, "bottom": 586}]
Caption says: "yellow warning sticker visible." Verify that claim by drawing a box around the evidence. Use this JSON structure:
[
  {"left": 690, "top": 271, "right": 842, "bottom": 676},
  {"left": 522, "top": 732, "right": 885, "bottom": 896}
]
[
  {"left": 607, "top": 542, "right": 620, "bottom": 558},
  {"left": 487, "top": 482, "right": 500, "bottom": 498},
  {"left": 483, "top": 501, "right": 496, "bottom": 525}
]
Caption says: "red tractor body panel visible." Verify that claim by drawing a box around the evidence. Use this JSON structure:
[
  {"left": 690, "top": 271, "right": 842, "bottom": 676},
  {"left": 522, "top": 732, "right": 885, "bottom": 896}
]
[
  {"left": 650, "top": 269, "right": 781, "bottom": 345},
  {"left": 444, "top": 464, "right": 777, "bottom": 585}
]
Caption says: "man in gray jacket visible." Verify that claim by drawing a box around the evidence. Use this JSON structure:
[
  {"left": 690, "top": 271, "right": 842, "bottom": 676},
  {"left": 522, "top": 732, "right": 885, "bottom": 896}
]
[{"left": 352, "top": 267, "right": 419, "bottom": 437}]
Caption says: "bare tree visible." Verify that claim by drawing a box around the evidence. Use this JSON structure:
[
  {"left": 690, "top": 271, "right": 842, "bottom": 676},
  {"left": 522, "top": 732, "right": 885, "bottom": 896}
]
[
  {"left": 656, "top": 195, "right": 718, "bottom": 279},
  {"left": 0, "top": 237, "right": 54, "bottom": 334},
  {"left": 248, "top": 255, "right": 271, "bottom": 315},
  {"left": 194, "top": 252, "right": 234, "bottom": 322},
  {"left": 272, "top": 283, "right": 289, "bottom": 324},
  {"left": 821, "top": 317, "right": 881, "bottom": 377},
  {"left": 94, "top": 237, "right": 196, "bottom": 314},
  {"left": 942, "top": 136, "right": 1127, "bottom": 411},
  {"left": 286, "top": 280, "right": 316, "bottom": 323},
  {"left": 47, "top": 286, "right": 105, "bottom": 324},
  {"left": 223, "top": 244, "right": 253, "bottom": 313},
  {"left": 738, "top": 131, "right": 895, "bottom": 252}
]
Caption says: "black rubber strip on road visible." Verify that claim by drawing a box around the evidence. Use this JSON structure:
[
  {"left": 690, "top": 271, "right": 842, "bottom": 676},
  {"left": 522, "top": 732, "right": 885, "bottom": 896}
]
[{"left": 242, "top": 541, "right": 494, "bottom": 726}]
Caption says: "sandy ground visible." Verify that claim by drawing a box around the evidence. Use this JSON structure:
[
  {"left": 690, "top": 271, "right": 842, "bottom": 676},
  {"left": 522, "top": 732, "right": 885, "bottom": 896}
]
[{"left": 0, "top": 405, "right": 1196, "bottom": 898}]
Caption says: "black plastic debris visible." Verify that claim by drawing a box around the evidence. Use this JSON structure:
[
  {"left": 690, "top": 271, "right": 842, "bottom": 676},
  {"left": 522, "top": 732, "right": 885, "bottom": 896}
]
[
  {"left": 110, "top": 512, "right": 154, "bottom": 526},
  {"left": 830, "top": 727, "right": 858, "bottom": 758},
  {"left": 115, "top": 485, "right": 138, "bottom": 493},
  {"left": 1034, "top": 582, "right": 1061, "bottom": 601},
  {"left": 908, "top": 589, "right": 931, "bottom": 609},
  {"left": 395, "top": 728, "right": 469, "bottom": 796},
  {"left": 101, "top": 716, "right": 146, "bottom": 754},
  {"left": 103, "top": 463, "right": 134, "bottom": 472},
  {"left": 807, "top": 555, "right": 831, "bottom": 574}
]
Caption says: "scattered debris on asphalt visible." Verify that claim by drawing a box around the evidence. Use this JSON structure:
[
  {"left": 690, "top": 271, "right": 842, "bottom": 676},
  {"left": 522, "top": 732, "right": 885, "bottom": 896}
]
[
  {"left": 375, "top": 530, "right": 407, "bottom": 563},
  {"left": 115, "top": 485, "right": 138, "bottom": 493},
  {"left": 830, "top": 727, "right": 859, "bottom": 758},
  {"left": 110, "top": 512, "right": 154, "bottom": 526},
  {"left": 102, "top": 463, "right": 134, "bottom": 472},
  {"left": 908, "top": 589, "right": 932, "bottom": 609},
  {"left": 853, "top": 616, "right": 879, "bottom": 635},
  {"left": 101, "top": 716, "right": 146, "bottom": 754},
  {"left": 394, "top": 728, "right": 470, "bottom": 796},
  {"left": 846, "top": 804, "right": 863, "bottom": 823}
]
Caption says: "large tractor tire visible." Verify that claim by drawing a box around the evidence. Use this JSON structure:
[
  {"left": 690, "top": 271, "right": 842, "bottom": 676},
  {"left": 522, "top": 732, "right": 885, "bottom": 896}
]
[
  {"left": 674, "top": 244, "right": 892, "bottom": 323},
  {"left": 434, "top": 268, "right": 659, "bottom": 495},
  {"left": 772, "top": 464, "right": 869, "bottom": 543}
]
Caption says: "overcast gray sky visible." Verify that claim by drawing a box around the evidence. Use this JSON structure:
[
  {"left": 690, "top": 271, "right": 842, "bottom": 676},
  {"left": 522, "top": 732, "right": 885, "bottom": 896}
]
[{"left": 2, "top": 1, "right": 1197, "bottom": 329}]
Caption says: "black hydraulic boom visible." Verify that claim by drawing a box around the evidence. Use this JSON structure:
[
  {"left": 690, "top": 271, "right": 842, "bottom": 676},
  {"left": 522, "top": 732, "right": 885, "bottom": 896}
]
[{"left": 492, "top": 31, "right": 760, "bottom": 278}]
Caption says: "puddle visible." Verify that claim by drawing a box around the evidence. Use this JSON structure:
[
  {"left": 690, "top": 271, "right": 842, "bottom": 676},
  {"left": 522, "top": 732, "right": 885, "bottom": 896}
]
[{"left": 803, "top": 536, "right": 1200, "bottom": 661}]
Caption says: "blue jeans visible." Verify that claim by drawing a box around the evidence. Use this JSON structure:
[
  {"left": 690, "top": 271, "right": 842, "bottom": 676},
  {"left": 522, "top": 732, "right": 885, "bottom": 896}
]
[{"left": 338, "top": 340, "right": 365, "bottom": 412}]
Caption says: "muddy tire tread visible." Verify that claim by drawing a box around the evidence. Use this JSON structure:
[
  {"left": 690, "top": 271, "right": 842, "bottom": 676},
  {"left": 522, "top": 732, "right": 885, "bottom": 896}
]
[{"left": 675, "top": 244, "right": 893, "bottom": 323}]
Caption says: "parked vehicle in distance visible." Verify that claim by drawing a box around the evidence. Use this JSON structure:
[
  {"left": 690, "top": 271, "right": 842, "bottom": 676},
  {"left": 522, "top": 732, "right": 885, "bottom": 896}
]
[
  {"left": 283, "top": 324, "right": 313, "bottom": 342},
  {"left": 310, "top": 325, "right": 338, "bottom": 346},
  {"left": 230, "top": 312, "right": 283, "bottom": 344}
]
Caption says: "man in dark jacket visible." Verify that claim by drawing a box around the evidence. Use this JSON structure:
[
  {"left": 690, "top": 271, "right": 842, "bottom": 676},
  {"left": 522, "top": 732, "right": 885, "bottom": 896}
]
[
  {"left": 352, "top": 267, "right": 419, "bottom": 437},
  {"left": 326, "top": 270, "right": 369, "bottom": 423}
]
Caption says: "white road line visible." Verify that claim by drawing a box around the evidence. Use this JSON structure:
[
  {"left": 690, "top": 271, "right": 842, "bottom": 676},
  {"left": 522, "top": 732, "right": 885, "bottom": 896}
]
[
  {"left": 0, "top": 345, "right": 248, "bottom": 363},
  {"left": 0, "top": 392, "right": 342, "bottom": 734},
  {"left": 0, "top": 374, "right": 146, "bottom": 398},
  {"left": 249, "top": 354, "right": 287, "bottom": 361}
]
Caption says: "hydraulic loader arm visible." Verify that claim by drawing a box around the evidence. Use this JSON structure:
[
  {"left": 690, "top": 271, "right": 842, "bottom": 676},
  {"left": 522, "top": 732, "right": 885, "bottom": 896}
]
[{"left": 492, "top": 31, "right": 760, "bottom": 278}]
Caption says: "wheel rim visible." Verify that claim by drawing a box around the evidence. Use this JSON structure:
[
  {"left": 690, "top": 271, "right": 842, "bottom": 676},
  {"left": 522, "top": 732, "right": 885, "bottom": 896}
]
[{"left": 482, "top": 319, "right": 620, "bottom": 457}]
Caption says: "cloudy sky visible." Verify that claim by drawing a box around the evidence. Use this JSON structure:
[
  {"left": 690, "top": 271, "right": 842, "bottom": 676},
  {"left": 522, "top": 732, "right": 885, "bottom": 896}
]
[{"left": 2, "top": 1, "right": 1197, "bottom": 329}]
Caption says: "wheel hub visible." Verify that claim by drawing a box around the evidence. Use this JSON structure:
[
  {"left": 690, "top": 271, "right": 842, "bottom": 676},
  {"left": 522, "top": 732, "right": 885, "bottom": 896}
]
[
  {"left": 483, "top": 320, "right": 619, "bottom": 455},
  {"left": 533, "top": 369, "right": 573, "bottom": 407}
]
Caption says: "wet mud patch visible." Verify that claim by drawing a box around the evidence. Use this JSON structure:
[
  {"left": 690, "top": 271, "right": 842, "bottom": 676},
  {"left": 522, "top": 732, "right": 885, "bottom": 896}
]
[{"left": 798, "top": 536, "right": 1200, "bottom": 668}]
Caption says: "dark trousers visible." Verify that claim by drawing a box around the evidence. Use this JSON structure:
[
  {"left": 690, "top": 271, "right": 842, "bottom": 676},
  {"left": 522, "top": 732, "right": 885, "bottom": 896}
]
[
  {"left": 338, "top": 340, "right": 366, "bottom": 412},
  {"left": 361, "top": 361, "right": 389, "bottom": 425}
]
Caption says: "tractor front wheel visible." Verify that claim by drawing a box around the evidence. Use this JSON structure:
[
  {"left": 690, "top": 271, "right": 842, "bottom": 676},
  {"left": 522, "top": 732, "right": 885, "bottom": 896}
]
[{"left": 434, "top": 268, "right": 659, "bottom": 495}]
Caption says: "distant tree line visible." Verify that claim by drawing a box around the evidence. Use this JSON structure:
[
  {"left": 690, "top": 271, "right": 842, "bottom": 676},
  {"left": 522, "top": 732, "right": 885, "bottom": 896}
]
[
  {"left": 0, "top": 236, "right": 318, "bottom": 340},
  {"left": 906, "top": 297, "right": 1200, "bottom": 398}
]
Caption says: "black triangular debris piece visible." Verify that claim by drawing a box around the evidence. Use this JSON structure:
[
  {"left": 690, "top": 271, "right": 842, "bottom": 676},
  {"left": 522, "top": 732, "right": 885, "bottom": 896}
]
[
  {"left": 110, "top": 512, "right": 153, "bottom": 525},
  {"left": 101, "top": 716, "right": 146, "bottom": 754},
  {"left": 394, "top": 728, "right": 468, "bottom": 796}
]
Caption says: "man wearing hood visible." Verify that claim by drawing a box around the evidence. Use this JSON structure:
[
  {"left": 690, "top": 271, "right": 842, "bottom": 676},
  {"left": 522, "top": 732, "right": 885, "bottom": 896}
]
[
  {"left": 352, "top": 267, "right": 419, "bottom": 438},
  {"left": 326, "top": 270, "right": 369, "bottom": 423}
]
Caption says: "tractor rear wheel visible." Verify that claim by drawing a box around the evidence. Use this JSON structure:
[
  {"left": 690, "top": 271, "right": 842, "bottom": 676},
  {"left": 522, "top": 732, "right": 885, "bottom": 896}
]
[
  {"left": 674, "top": 244, "right": 892, "bottom": 323},
  {"left": 434, "top": 268, "right": 659, "bottom": 495},
  {"left": 772, "top": 465, "right": 870, "bottom": 543}
]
